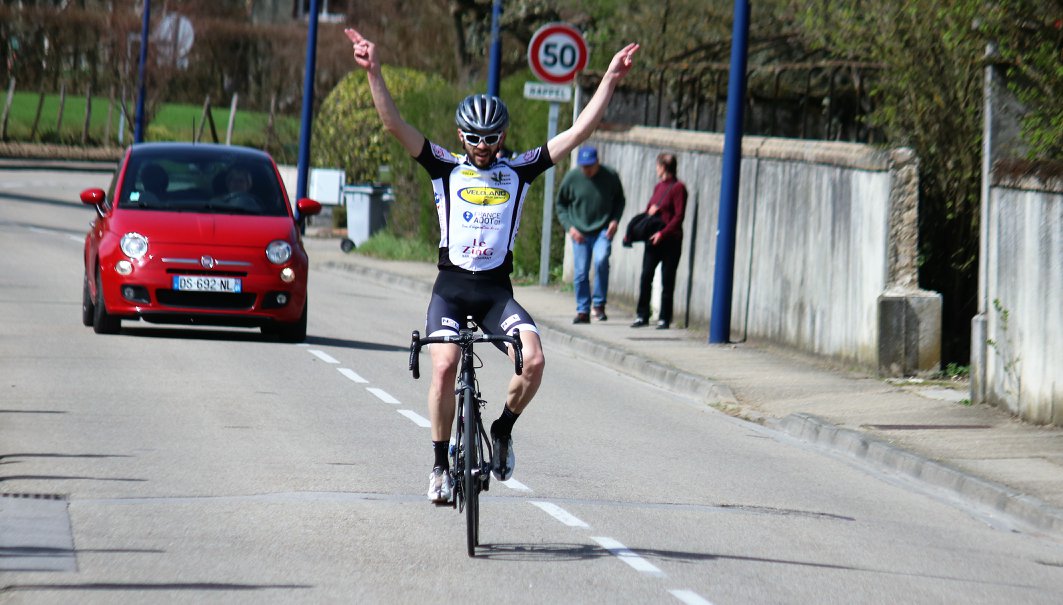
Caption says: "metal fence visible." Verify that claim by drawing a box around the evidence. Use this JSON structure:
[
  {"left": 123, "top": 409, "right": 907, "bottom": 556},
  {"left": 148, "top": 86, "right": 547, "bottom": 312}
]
[{"left": 581, "top": 60, "right": 884, "bottom": 144}]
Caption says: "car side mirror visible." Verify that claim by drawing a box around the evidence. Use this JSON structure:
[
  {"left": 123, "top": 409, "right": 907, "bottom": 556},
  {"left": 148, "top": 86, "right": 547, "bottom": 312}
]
[
  {"left": 80, "top": 188, "right": 106, "bottom": 206},
  {"left": 297, "top": 198, "right": 322, "bottom": 217}
]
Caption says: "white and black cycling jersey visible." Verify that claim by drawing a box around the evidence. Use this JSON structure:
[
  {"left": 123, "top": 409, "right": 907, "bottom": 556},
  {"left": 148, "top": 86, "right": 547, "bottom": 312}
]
[{"left": 415, "top": 140, "right": 553, "bottom": 277}]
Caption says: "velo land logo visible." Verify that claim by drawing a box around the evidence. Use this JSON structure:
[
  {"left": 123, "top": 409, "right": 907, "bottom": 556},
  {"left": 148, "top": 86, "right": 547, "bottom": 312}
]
[{"left": 458, "top": 187, "right": 509, "bottom": 206}]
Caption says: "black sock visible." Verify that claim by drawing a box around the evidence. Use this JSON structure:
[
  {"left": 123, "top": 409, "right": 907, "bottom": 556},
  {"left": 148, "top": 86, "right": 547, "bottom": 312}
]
[
  {"left": 491, "top": 405, "right": 520, "bottom": 438},
  {"left": 433, "top": 440, "right": 449, "bottom": 470}
]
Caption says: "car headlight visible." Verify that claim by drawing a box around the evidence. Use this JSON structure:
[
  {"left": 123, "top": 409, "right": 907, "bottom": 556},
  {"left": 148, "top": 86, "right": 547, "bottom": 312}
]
[
  {"left": 120, "top": 232, "right": 149, "bottom": 259},
  {"left": 266, "top": 240, "right": 292, "bottom": 265}
]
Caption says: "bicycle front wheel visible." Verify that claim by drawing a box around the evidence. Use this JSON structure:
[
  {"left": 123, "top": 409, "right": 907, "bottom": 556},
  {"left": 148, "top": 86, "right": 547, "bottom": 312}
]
[{"left": 463, "top": 388, "right": 480, "bottom": 556}]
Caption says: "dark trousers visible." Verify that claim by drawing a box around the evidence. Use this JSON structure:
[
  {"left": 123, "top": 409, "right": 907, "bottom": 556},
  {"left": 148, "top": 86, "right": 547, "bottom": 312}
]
[{"left": 636, "top": 237, "right": 682, "bottom": 323}]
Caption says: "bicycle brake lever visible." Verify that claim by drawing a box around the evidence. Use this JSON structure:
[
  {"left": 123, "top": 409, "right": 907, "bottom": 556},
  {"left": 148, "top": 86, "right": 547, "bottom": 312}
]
[
  {"left": 409, "top": 330, "right": 421, "bottom": 379},
  {"left": 511, "top": 329, "right": 524, "bottom": 376}
]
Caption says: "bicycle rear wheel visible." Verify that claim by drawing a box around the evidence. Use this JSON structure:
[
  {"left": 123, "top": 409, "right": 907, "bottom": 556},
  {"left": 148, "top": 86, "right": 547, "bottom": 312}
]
[{"left": 463, "top": 388, "right": 480, "bottom": 556}]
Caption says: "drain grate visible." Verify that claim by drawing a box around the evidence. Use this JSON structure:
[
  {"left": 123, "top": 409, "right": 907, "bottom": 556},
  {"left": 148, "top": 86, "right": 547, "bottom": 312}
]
[
  {"left": 0, "top": 493, "right": 66, "bottom": 500},
  {"left": 863, "top": 424, "right": 992, "bottom": 430}
]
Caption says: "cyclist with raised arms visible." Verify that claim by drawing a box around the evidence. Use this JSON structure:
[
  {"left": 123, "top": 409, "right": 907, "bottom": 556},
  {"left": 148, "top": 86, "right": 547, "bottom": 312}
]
[{"left": 344, "top": 27, "right": 639, "bottom": 503}]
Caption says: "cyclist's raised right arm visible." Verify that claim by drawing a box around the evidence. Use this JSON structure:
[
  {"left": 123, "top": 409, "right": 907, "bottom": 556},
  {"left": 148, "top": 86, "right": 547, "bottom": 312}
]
[{"left": 344, "top": 28, "right": 425, "bottom": 156}]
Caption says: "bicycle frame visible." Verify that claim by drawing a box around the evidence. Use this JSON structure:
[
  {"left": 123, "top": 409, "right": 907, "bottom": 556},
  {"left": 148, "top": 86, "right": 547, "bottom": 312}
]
[{"left": 409, "top": 318, "right": 523, "bottom": 556}]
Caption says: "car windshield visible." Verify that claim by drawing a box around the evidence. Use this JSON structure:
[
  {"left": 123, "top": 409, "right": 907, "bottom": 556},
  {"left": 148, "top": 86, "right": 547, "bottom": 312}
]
[{"left": 117, "top": 151, "right": 289, "bottom": 217}]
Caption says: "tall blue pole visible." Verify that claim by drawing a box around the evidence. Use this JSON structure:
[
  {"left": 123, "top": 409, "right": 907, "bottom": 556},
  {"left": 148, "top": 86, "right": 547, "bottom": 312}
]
[
  {"left": 486, "top": 0, "right": 503, "bottom": 96},
  {"left": 709, "top": 0, "right": 751, "bottom": 344},
  {"left": 296, "top": 0, "right": 322, "bottom": 209},
  {"left": 133, "top": 0, "right": 151, "bottom": 143}
]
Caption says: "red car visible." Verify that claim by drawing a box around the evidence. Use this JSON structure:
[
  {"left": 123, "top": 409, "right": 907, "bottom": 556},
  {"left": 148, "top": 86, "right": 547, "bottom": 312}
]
[{"left": 81, "top": 142, "right": 322, "bottom": 341}]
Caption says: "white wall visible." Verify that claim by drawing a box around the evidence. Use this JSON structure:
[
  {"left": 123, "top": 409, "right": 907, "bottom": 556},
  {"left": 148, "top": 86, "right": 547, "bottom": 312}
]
[
  {"left": 981, "top": 181, "right": 1063, "bottom": 424},
  {"left": 573, "top": 127, "right": 932, "bottom": 369}
]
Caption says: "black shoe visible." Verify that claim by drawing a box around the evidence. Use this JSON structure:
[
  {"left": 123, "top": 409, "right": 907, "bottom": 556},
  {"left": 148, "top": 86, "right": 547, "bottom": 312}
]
[
  {"left": 656, "top": 320, "right": 670, "bottom": 330},
  {"left": 573, "top": 313, "right": 590, "bottom": 324},
  {"left": 630, "top": 317, "right": 648, "bottom": 328},
  {"left": 491, "top": 431, "right": 515, "bottom": 481},
  {"left": 592, "top": 306, "right": 607, "bottom": 321}
]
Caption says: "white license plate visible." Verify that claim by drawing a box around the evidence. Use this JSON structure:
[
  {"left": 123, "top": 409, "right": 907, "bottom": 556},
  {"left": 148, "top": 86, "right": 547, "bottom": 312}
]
[{"left": 172, "top": 275, "right": 242, "bottom": 293}]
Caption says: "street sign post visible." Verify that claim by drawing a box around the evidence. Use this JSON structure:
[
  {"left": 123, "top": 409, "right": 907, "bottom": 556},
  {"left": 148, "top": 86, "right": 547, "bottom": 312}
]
[{"left": 527, "top": 23, "right": 588, "bottom": 286}]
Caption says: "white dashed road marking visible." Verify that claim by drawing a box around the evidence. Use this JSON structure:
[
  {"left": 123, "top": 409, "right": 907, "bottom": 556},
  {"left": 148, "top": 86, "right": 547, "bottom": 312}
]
[
  {"left": 337, "top": 368, "right": 368, "bottom": 383},
  {"left": 367, "top": 388, "right": 400, "bottom": 405},
  {"left": 530, "top": 501, "right": 589, "bottom": 528},
  {"left": 668, "top": 589, "right": 714, "bottom": 605},
  {"left": 592, "top": 536, "right": 665, "bottom": 577},
  {"left": 396, "top": 409, "right": 432, "bottom": 428},
  {"left": 501, "top": 477, "right": 532, "bottom": 492},
  {"left": 295, "top": 297, "right": 713, "bottom": 605},
  {"left": 307, "top": 349, "right": 340, "bottom": 364}
]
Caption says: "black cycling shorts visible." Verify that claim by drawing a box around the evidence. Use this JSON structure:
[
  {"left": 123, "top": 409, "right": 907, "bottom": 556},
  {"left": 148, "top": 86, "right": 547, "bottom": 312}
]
[{"left": 425, "top": 271, "right": 539, "bottom": 349}]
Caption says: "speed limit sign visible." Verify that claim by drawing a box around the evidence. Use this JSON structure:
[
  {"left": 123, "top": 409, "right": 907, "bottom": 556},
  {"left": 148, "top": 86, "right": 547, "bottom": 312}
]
[{"left": 528, "top": 23, "right": 588, "bottom": 84}]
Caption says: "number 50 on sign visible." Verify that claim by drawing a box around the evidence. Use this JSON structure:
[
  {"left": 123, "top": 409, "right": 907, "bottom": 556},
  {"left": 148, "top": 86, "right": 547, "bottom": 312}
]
[{"left": 528, "top": 23, "right": 589, "bottom": 84}]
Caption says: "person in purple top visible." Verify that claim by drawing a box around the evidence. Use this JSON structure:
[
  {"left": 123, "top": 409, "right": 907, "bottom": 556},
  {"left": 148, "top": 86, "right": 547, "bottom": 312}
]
[{"left": 630, "top": 153, "right": 687, "bottom": 330}]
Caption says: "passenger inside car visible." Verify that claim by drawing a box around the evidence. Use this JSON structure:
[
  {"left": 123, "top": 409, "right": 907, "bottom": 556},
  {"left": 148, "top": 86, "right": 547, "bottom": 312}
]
[{"left": 135, "top": 163, "right": 169, "bottom": 205}]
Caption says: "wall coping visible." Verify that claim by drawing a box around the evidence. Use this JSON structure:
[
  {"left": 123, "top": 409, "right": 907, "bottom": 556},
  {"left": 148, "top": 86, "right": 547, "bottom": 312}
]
[{"left": 593, "top": 126, "right": 896, "bottom": 171}]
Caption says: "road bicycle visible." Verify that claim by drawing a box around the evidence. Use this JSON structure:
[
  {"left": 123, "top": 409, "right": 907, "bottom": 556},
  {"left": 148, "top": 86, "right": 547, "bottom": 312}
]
[{"left": 409, "top": 318, "right": 523, "bottom": 557}]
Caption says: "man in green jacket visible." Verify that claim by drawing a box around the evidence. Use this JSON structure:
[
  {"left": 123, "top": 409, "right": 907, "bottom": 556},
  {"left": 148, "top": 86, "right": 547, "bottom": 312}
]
[{"left": 556, "top": 146, "right": 626, "bottom": 323}]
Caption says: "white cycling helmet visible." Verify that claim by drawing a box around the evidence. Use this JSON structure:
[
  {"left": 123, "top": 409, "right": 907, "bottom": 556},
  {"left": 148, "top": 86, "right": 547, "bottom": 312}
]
[{"left": 455, "top": 94, "right": 510, "bottom": 133}]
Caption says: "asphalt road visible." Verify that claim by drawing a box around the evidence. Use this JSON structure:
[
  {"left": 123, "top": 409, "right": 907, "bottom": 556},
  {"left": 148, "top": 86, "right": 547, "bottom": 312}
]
[{"left": 2, "top": 169, "right": 1062, "bottom": 604}]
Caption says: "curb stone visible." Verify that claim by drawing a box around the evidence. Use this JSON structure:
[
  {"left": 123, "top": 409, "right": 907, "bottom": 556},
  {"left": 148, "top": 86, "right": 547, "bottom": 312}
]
[
  {"left": 768, "top": 413, "right": 1063, "bottom": 540},
  {"left": 536, "top": 322, "right": 740, "bottom": 411}
]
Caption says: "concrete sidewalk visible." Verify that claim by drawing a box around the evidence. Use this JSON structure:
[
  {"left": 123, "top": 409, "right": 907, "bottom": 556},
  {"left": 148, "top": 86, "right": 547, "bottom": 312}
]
[{"left": 304, "top": 236, "right": 1063, "bottom": 540}]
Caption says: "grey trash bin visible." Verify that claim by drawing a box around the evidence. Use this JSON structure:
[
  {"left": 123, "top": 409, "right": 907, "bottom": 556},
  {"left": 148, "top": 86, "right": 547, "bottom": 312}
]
[{"left": 341, "top": 184, "right": 392, "bottom": 252}]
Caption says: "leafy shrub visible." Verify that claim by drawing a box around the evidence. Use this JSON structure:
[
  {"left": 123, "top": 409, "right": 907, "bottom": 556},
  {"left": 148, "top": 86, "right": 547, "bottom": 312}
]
[{"left": 313, "top": 64, "right": 573, "bottom": 279}]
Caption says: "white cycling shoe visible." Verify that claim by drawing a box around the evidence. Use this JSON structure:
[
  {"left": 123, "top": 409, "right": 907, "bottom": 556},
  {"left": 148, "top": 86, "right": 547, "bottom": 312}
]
[{"left": 427, "top": 467, "right": 453, "bottom": 503}]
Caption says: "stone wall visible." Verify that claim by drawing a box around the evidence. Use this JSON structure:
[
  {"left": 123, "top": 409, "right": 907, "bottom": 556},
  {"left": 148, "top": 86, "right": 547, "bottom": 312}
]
[{"left": 564, "top": 126, "right": 940, "bottom": 374}]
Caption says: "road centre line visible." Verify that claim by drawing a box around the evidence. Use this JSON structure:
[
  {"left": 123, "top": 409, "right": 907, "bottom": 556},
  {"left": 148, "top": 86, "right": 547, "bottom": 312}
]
[
  {"left": 306, "top": 350, "right": 534, "bottom": 494},
  {"left": 668, "top": 589, "right": 715, "bottom": 605},
  {"left": 367, "top": 387, "right": 400, "bottom": 405},
  {"left": 337, "top": 368, "right": 368, "bottom": 383},
  {"left": 396, "top": 409, "right": 431, "bottom": 428},
  {"left": 295, "top": 308, "right": 704, "bottom": 604},
  {"left": 307, "top": 349, "right": 340, "bottom": 364},
  {"left": 529, "top": 501, "right": 589, "bottom": 528},
  {"left": 502, "top": 477, "right": 532, "bottom": 492},
  {"left": 591, "top": 536, "right": 665, "bottom": 577}
]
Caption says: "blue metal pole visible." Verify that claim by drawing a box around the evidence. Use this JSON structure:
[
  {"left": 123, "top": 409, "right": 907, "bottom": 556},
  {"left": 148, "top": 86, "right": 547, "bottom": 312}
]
[
  {"left": 709, "top": 0, "right": 751, "bottom": 344},
  {"left": 133, "top": 0, "right": 151, "bottom": 143},
  {"left": 487, "top": 0, "right": 503, "bottom": 96},
  {"left": 296, "top": 0, "right": 322, "bottom": 210}
]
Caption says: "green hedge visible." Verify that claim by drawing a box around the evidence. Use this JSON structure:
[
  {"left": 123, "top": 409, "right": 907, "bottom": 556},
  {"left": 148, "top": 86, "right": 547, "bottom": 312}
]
[{"left": 313, "top": 66, "right": 572, "bottom": 280}]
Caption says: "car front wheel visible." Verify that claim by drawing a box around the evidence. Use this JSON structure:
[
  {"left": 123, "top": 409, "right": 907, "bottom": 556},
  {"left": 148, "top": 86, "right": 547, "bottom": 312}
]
[
  {"left": 82, "top": 274, "right": 95, "bottom": 327},
  {"left": 270, "top": 301, "right": 308, "bottom": 343},
  {"left": 92, "top": 269, "right": 122, "bottom": 335}
]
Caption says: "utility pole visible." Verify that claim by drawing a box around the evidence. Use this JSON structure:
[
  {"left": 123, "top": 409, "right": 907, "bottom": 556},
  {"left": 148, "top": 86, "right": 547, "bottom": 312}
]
[
  {"left": 709, "top": 0, "right": 751, "bottom": 344},
  {"left": 487, "top": 0, "right": 503, "bottom": 97},
  {"left": 133, "top": 0, "right": 151, "bottom": 143},
  {"left": 296, "top": 0, "right": 322, "bottom": 212}
]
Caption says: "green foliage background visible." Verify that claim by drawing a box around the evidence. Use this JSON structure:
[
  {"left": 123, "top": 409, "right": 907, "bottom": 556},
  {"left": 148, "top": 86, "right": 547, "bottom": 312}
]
[{"left": 313, "top": 65, "right": 571, "bottom": 279}]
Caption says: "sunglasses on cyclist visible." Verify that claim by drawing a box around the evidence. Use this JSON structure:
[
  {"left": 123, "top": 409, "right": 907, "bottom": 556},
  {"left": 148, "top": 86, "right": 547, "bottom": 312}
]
[{"left": 461, "top": 131, "right": 503, "bottom": 146}]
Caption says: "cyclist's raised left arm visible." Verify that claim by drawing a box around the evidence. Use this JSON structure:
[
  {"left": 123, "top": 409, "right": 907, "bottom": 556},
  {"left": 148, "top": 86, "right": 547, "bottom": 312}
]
[{"left": 546, "top": 43, "right": 639, "bottom": 163}]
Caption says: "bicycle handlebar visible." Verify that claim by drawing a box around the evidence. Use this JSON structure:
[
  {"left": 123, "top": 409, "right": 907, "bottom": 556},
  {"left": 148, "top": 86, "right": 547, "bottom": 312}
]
[{"left": 409, "top": 329, "right": 524, "bottom": 379}]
